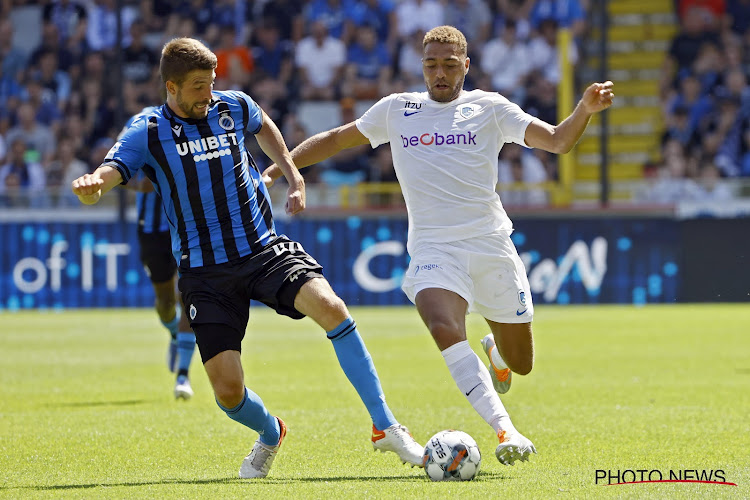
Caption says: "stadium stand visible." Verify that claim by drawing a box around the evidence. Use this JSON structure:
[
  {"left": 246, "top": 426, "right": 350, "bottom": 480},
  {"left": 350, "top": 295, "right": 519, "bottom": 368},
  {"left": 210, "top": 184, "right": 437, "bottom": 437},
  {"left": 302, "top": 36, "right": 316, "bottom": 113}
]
[{"left": 0, "top": 0, "right": 748, "bottom": 210}]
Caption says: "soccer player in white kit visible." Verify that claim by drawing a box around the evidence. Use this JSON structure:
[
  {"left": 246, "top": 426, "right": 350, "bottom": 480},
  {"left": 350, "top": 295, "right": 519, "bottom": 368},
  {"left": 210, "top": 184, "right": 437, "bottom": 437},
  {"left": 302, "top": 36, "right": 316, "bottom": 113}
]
[{"left": 263, "top": 25, "right": 614, "bottom": 465}]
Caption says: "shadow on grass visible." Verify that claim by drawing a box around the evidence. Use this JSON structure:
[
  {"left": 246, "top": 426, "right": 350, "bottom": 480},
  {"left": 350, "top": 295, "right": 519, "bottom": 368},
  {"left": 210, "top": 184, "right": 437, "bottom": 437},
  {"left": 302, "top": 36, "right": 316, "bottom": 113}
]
[
  {"left": 47, "top": 399, "right": 156, "bottom": 408},
  {"left": 3, "top": 471, "right": 513, "bottom": 490}
]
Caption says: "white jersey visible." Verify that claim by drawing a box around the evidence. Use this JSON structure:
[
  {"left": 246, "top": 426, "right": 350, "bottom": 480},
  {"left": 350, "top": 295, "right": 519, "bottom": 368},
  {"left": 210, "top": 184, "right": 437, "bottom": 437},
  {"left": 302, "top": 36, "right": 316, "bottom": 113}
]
[{"left": 355, "top": 89, "right": 535, "bottom": 248}]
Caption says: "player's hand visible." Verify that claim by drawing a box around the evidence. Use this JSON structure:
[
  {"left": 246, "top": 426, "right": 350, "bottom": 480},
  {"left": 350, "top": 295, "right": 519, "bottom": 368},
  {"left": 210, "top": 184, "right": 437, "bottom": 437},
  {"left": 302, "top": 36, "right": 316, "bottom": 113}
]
[
  {"left": 285, "top": 177, "right": 306, "bottom": 216},
  {"left": 262, "top": 166, "right": 275, "bottom": 188},
  {"left": 71, "top": 174, "right": 104, "bottom": 204},
  {"left": 581, "top": 81, "right": 614, "bottom": 114}
]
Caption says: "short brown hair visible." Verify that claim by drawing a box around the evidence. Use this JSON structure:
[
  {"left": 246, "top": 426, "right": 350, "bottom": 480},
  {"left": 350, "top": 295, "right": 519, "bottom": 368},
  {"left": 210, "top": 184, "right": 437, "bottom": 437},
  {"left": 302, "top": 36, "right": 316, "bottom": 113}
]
[
  {"left": 423, "top": 26, "right": 468, "bottom": 56},
  {"left": 160, "top": 37, "right": 217, "bottom": 84}
]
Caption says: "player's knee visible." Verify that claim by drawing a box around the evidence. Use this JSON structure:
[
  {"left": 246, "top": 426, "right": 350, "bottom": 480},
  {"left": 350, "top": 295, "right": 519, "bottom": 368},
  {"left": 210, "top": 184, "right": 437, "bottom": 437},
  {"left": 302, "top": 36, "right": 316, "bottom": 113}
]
[
  {"left": 213, "top": 379, "right": 245, "bottom": 409},
  {"left": 509, "top": 356, "right": 534, "bottom": 376},
  {"left": 428, "top": 318, "right": 464, "bottom": 345}
]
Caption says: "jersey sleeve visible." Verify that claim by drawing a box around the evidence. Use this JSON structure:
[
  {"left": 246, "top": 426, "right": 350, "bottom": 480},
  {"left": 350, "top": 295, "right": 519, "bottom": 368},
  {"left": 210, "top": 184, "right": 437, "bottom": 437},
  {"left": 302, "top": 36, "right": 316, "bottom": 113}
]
[
  {"left": 104, "top": 116, "right": 148, "bottom": 184},
  {"left": 355, "top": 94, "right": 395, "bottom": 148},
  {"left": 228, "top": 90, "right": 263, "bottom": 134},
  {"left": 494, "top": 97, "right": 536, "bottom": 147}
]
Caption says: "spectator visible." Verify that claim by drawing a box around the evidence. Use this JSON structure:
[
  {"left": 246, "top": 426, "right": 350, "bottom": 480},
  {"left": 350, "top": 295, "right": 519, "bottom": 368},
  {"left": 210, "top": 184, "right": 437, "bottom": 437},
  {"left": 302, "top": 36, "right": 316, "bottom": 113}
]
[
  {"left": 30, "top": 50, "right": 72, "bottom": 109},
  {"left": 29, "top": 23, "right": 76, "bottom": 73},
  {"left": 726, "top": 0, "right": 750, "bottom": 35},
  {"left": 0, "top": 138, "right": 46, "bottom": 207},
  {"left": 395, "top": 0, "right": 444, "bottom": 41},
  {"left": 443, "top": 0, "right": 492, "bottom": 47},
  {"left": 348, "top": 0, "right": 397, "bottom": 50},
  {"left": 480, "top": 19, "right": 530, "bottom": 102},
  {"left": 0, "top": 19, "right": 27, "bottom": 81},
  {"left": 342, "top": 23, "right": 392, "bottom": 99},
  {"left": 694, "top": 161, "right": 734, "bottom": 200},
  {"left": 740, "top": 124, "right": 750, "bottom": 176},
  {"left": 214, "top": 27, "right": 255, "bottom": 90},
  {"left": 498, "top": 143, "right": 548, "bottom": 206},
  {"left": 662, "top": 104, "right": 700, "bottom": 148},
  {"left": 668, "top": 73, "right": 714, "bottom": 135},
  {"left": 5, "top": 102, "right": 56, "bottom": 166},
  {"left": 42, "top": 0, "right": 88, "bottom": 52},
  {"left": 251, "top": 20, "right": 294, "bottom": 86},
  {"left": 46, "top": 137, "right": 89, "bottom": 206},
  {"left": 528, "top": 0, "right": 586, "bottom": 38},
  {"left": 23, "top": 77, "right": 63, "bottom": 133},
  {"left": 710, "top": 93, "right": 744, "bottom": 175},
  {"left": 0, "top": 63, "right": 23, "bottom": 110},
  {"left": 122, "top": 20, "right": 159, "bottom": 86},
  {"left": 302, "top": 0, "right": 352, "bottom": 41},
  {"left": 396, "top": 30, "right": 425, "bottom": 92},
  {"left": 663, "top": 7, "right": 719, "bottom": 92},
  {"left": 526, "top": 19, "right": 578, "bottom": 85},
  {"left": 295, "top": 21, "right": 346, "bottom": 100},
  {"left": 85, "top": 0, "right": 137, "bottom": 52}
]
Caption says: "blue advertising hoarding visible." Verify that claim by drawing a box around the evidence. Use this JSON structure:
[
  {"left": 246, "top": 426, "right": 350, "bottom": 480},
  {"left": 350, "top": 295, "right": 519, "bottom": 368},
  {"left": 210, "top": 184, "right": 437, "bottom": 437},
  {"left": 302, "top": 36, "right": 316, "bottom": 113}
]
[{"left": 0, "top": 215, "right": 687, "bottom": 311}]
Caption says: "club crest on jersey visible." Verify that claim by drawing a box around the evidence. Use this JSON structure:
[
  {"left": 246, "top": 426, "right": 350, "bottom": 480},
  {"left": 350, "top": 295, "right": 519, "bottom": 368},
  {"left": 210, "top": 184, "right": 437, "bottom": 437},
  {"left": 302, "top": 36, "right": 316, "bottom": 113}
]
[
  {"left": 189, "top": 303, "right": 197, "bottom": 320},
  {"left": 218, "top": 112, "right": 235, "bottom": 131},
  {"left": 518, "top": 290, "right": 526, "bottom": 306},
  {"left": 458, "top": 104, "right": 481, "bottom": 119}
]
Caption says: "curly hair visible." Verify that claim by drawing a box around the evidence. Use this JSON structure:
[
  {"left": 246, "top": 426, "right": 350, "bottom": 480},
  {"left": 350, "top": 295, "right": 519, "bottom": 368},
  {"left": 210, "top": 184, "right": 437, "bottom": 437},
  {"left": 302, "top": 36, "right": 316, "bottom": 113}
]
[
  {"left": 160, "top": 37, "right": 217, "bottom": 84},
  {"left": 423, "top": 26, "right": 468, "bottom": 56}
]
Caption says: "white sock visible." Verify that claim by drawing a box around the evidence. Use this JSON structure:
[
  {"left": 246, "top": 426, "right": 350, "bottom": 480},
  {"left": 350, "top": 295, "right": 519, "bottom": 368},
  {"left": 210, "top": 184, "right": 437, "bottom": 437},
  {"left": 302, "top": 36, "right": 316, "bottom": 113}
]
[{"left": 442, "top": 341, "right": 516, "bottom": 434}]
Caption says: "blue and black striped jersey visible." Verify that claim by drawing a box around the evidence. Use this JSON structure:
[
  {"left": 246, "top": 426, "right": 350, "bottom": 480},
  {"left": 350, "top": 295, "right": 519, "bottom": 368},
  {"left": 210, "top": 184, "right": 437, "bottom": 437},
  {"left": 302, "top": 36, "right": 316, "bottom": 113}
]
[
  {"left": 123, "top": 106, "right": 171, "bottom": 235},
  {"left": 106, "top": 90, "right": 276, "bottom": 268}
]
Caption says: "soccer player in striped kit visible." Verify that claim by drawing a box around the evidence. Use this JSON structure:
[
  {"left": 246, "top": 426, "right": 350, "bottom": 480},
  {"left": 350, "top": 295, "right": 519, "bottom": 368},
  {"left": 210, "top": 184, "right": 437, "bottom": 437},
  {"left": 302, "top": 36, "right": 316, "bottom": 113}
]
[
  {"left": 72, "top": 37, "right": 423, "bottom": 478},
  {"left": 263, "top": 25, "right": 614, "bottom": 467},
  {"left": 123, "top": 107, "right": 196, "bottom": 400}
]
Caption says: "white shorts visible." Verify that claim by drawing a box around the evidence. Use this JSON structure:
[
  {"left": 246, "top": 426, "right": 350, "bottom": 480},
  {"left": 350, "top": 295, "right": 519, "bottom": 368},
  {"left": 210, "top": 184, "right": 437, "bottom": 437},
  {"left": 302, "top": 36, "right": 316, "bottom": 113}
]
[{"left": 401, "top": 232, "right": 533, "bottom": 323}]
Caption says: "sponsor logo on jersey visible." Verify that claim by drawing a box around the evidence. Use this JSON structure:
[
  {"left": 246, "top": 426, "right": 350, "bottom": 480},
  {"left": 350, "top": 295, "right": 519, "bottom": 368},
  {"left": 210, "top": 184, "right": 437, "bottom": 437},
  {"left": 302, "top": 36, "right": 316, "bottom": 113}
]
[
  {"left": 171, "top": 124, "right": 182, "bottom": 137},
  {"left": 174, "top": 132, "right": 239, "bottom": 162},
  {"left": 400, "top": 131, "right": 477, "bottom": 148},
  {"left": 402, "top": 101, "right": 423, "bottom": 116}
]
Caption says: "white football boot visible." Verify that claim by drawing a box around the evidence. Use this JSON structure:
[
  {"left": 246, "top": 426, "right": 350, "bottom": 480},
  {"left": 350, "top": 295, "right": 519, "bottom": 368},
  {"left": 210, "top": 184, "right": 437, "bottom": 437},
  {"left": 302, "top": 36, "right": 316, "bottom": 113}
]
[
  {"left": 495, "top": 429, "right": 537, "bottom": 465},
  {"left": 372, "top": 424, "right": 424, "bottom": 467},
  {"left": 239, "top": 418, "right": 287, "bottom": 479},
  {"left": 173, "top": 375, "right": 193, "bottom": 400}
]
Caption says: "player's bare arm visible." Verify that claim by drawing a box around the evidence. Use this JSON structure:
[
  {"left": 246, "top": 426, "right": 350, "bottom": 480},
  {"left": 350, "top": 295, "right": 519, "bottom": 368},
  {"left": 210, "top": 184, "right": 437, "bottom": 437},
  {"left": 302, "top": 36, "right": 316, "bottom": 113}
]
[
  {"left": 524, "top": 81, "right": 614, "bottom": 154},
  {"left": 262, "top": 122, "right": 370, "bottom": 186},
  {"left": 71, "top": 164, "right": 124, "bottom": 205},
  {"left": 255, "top": 109, "right": 306, "bottom": 215}
]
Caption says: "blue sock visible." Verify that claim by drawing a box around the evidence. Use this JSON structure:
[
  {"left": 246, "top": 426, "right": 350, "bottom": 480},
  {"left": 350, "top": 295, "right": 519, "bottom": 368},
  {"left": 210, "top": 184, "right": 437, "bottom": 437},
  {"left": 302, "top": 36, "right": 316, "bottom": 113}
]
[
  {"left": 161, "top": 304, "right": 180, "bottom": 340},
  {"left": 176, "top": 331, "right": 195, "bottom": 376},
  {"left": 327, "top": 317, "right": 397, "bottom": 430},
  {"left": 217, "top": 388, "right": 280, "bottom": 446}
]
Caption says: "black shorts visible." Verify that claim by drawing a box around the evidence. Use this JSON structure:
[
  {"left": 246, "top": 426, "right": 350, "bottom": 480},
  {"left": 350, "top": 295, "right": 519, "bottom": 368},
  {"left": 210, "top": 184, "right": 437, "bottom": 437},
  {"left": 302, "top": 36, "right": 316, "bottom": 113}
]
[
  {"left": 138, "top": 230, "right": 177, "bottom": 283},
  {"left": 178, "top": 235, "right": 325, "bottom": 362}
]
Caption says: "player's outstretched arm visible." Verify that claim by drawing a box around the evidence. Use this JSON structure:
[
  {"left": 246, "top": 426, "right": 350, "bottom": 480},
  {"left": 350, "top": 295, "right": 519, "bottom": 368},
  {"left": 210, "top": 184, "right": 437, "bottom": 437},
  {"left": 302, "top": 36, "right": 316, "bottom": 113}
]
[
  {"left": 524, "top": 81, "right": 614, "bottom": 154},
  {"left": 255, "top": 109, "right": 306, "bottom": 215},
  {"left": 71, "top": 164, "right": 124, "bottom": 205},
  {"left": 262, "top": 122, "right": 370, "bottom": 185}
]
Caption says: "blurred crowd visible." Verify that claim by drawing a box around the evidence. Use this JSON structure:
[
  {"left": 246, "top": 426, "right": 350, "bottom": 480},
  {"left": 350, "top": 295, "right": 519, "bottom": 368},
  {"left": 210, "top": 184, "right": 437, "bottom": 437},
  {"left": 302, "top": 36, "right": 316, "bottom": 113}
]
[
  {"left": 0, "top": 0, "right": 590, "bottom": 208},
  {"left": 643, "top": 0, "right": 750, "bottom": 203},
  {"left": 7, "top": 1, "right": 746, "bottom": 209}
]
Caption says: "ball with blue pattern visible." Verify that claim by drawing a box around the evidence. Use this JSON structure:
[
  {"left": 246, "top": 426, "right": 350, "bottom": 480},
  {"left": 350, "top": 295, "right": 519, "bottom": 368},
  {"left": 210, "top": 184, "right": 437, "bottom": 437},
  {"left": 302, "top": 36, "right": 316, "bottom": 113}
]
[{"left": 422, "top": 430, "right": 481, "bottom": 481}]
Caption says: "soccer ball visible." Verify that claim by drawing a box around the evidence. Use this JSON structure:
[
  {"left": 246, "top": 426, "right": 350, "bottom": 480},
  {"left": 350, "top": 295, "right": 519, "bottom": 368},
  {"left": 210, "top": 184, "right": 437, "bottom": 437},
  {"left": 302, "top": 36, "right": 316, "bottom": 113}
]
[{"left": 422, "top": 430, "right": 481, "bottom": 481}]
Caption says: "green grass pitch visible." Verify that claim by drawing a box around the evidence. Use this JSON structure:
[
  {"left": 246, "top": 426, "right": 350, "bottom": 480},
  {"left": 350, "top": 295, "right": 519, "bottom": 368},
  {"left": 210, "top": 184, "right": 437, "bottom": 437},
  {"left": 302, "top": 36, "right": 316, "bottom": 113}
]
[{"left": 1, "top": 305, "right": 748, "bottom": 499}]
